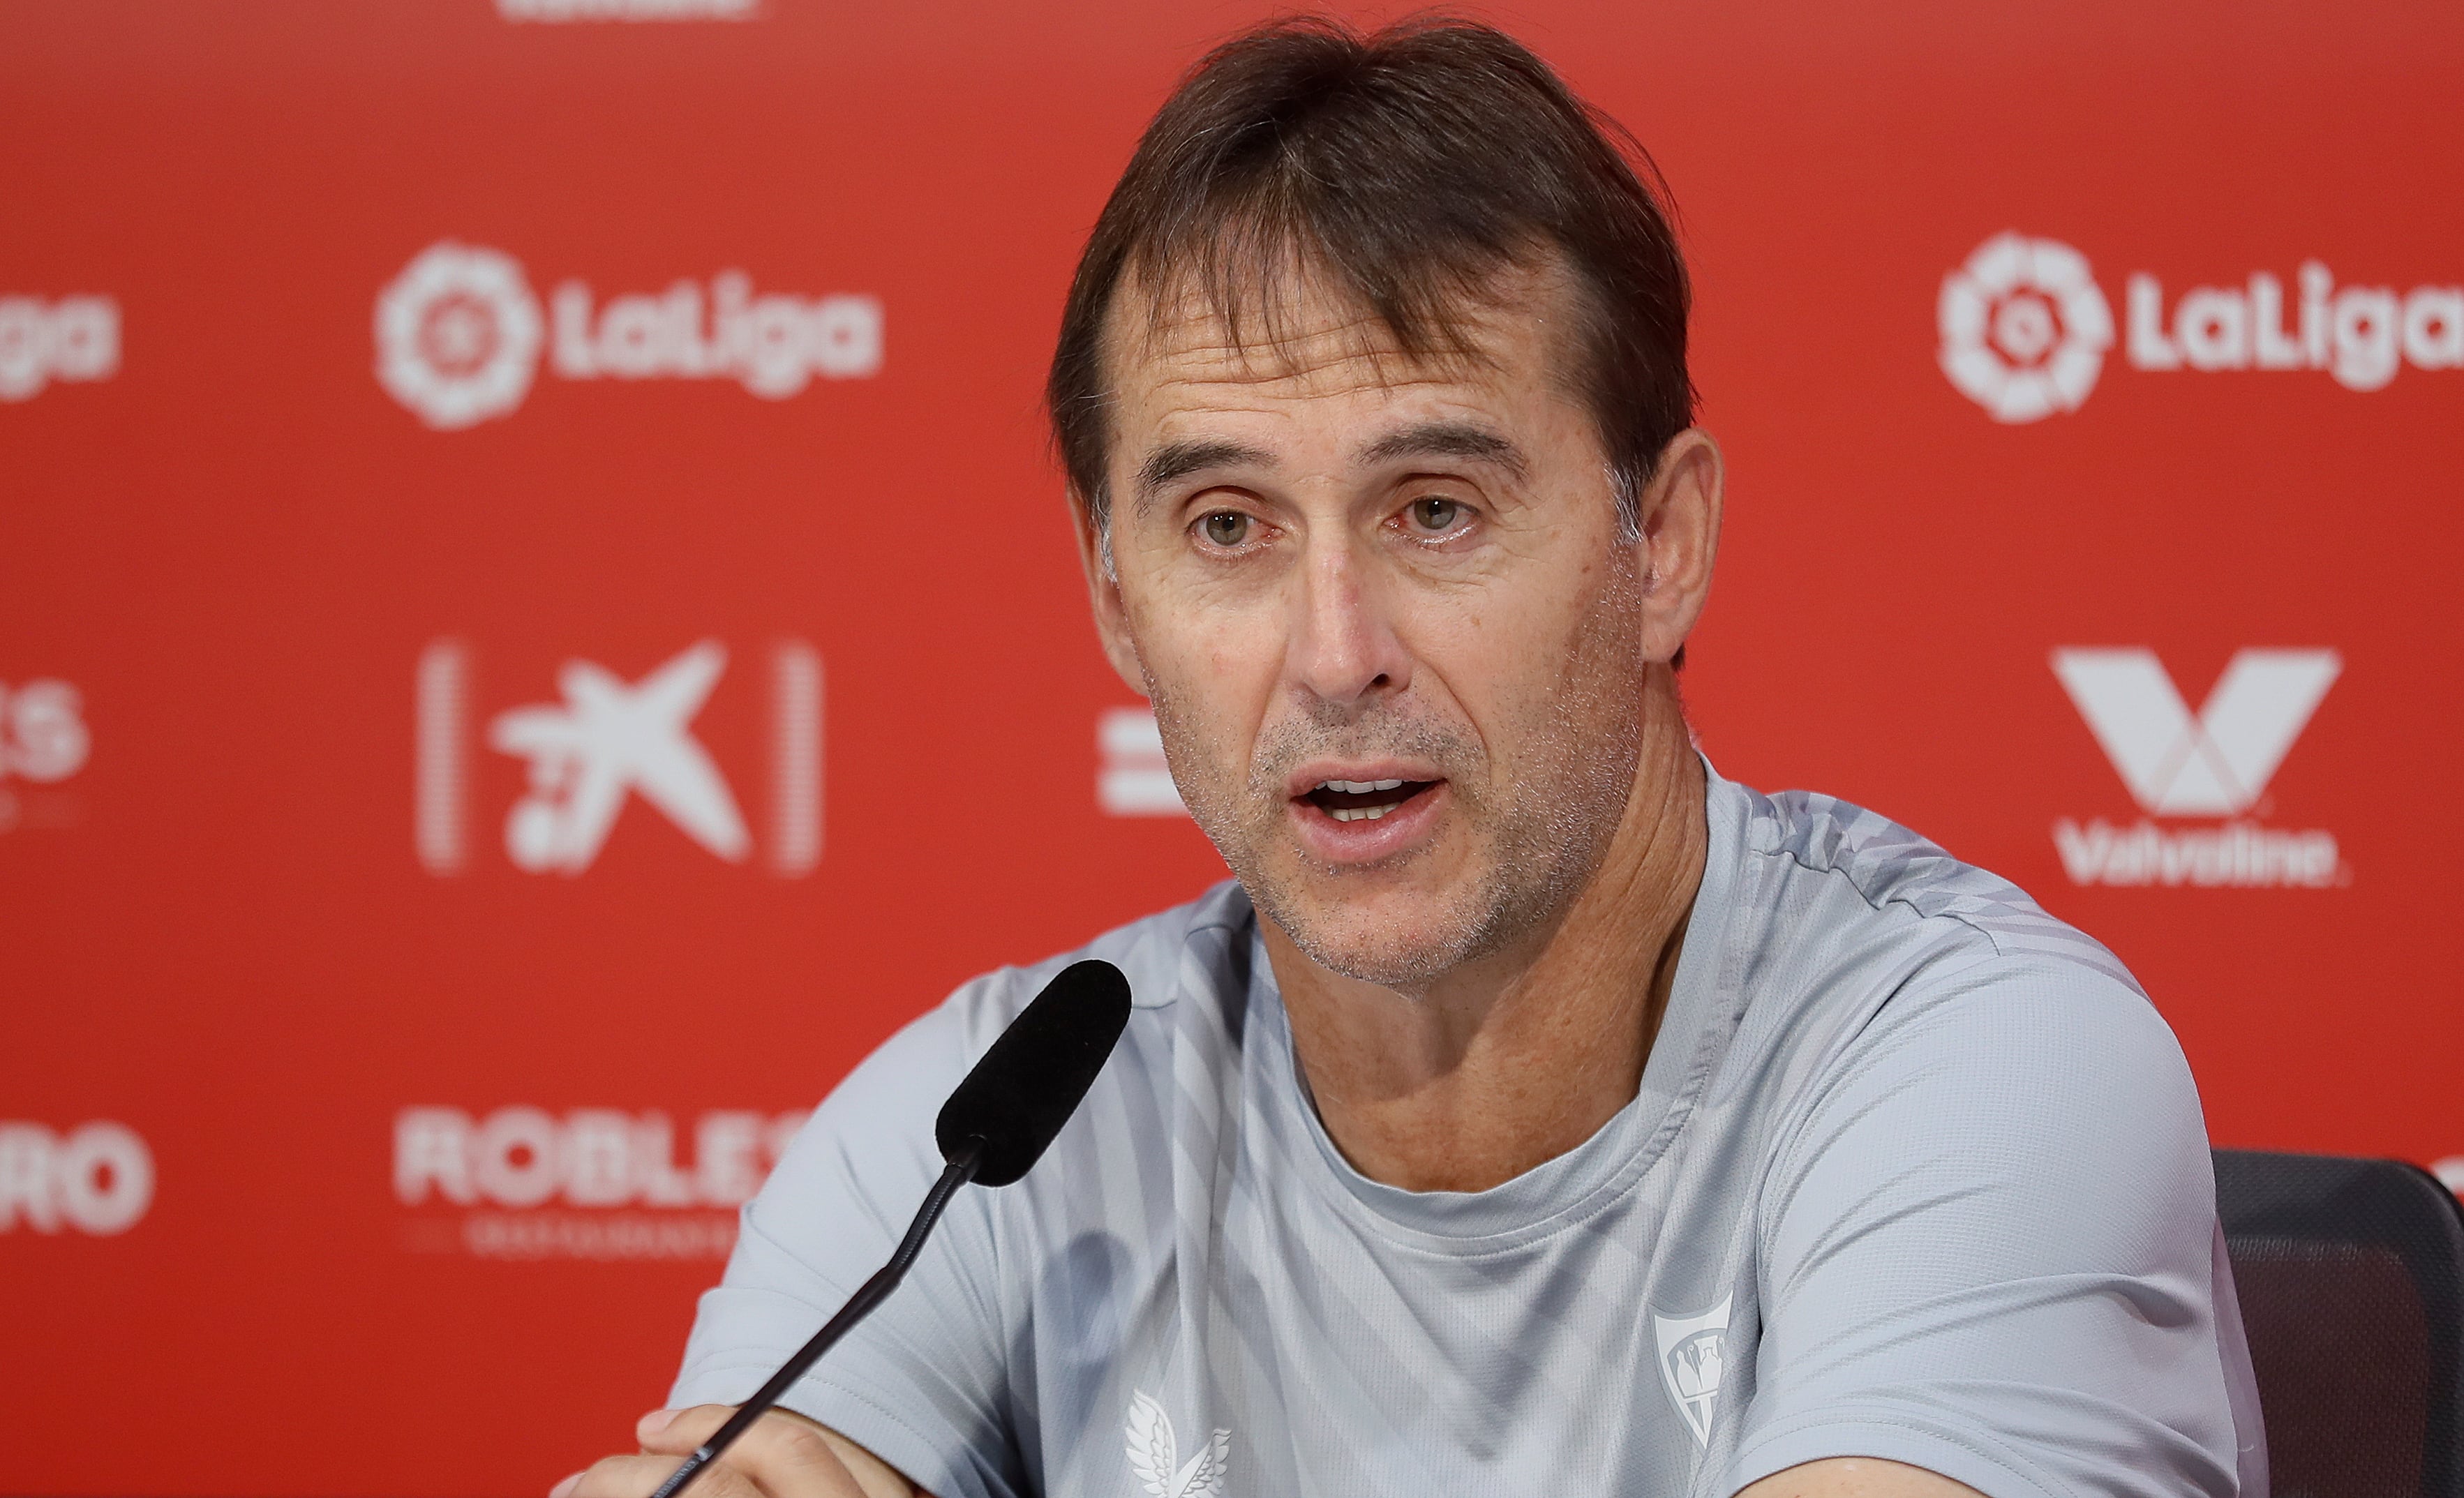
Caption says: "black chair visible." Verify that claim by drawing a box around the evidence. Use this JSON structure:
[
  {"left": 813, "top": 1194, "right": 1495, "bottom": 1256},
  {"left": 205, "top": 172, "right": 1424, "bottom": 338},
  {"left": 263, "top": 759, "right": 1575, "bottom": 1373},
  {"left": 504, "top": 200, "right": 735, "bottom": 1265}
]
[{"left": 2216, "top": 1149, "right": 2464, "bottom": 1498}]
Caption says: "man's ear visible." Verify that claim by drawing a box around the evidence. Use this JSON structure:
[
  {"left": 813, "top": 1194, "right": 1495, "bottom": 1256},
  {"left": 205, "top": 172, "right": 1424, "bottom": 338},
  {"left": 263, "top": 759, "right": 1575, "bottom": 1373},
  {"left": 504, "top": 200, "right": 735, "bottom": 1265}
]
[
  {"left": 1634, "top": 428, "right": 1724, "bottom": 664},
  {"left": 1071, "top": 491, "right": 1151, "bottom": 696}
]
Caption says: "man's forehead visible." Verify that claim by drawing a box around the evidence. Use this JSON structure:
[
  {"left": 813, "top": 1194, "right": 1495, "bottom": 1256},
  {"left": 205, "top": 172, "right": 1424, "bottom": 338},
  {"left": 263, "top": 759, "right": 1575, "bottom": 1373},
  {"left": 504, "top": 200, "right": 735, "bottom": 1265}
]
[{"left": 1100, "top": 256, "right": 1574, "bottom": 403}]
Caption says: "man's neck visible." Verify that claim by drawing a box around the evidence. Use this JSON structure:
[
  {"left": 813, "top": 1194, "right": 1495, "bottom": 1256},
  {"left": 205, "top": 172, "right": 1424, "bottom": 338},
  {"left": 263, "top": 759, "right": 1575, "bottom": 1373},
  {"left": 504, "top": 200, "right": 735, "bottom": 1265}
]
[{"left": 1262, "top": 682, "right": 1709, "bottom": 1193}]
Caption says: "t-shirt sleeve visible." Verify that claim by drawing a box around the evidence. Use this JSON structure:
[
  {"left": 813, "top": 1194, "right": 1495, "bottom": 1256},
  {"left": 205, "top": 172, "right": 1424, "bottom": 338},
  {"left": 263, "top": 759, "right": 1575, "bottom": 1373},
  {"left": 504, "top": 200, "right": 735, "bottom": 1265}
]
[
  {"left": 670, "top": 987, "right": 1025, "bottom": 1498},
  {"left": 1726, "top": 952, "right": 2262, "bottom": 1498}
]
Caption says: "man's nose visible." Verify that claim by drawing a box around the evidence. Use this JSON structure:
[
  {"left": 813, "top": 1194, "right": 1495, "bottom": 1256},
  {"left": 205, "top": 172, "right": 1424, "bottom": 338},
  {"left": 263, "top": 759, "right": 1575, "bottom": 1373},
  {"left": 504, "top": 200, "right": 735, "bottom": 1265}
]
[{"left": 1287, "top": 534, "right": 1412, "bottom": 707}]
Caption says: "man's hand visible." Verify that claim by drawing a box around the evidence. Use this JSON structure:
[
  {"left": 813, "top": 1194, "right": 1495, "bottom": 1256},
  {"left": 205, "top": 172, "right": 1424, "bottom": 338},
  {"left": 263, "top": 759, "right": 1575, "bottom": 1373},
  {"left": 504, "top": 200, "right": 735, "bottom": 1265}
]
[{"left": 554, "top": 1406, "right": 920, "bottom": 1498}]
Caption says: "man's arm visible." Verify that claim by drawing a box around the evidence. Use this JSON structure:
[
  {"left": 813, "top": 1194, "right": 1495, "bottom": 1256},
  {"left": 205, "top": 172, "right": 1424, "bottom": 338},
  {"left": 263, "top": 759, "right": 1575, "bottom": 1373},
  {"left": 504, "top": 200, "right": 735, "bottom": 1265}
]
[
  {"left": 1738, "top": 1458, "right": 1985, "bottom": 1498},
  {"left": 561, "top": 1406, "right": 925, "bottom": 1498},
  {"left": 1726, "top": 954, "right": 2255, "bottom": 1497}
]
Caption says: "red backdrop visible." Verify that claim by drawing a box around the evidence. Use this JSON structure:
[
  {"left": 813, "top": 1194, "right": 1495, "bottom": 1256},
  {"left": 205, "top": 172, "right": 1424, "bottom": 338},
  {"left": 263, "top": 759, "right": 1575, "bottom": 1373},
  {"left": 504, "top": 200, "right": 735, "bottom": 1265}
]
[{"left": 4, "top": 1, "right": 2460, "bottom": 1492}]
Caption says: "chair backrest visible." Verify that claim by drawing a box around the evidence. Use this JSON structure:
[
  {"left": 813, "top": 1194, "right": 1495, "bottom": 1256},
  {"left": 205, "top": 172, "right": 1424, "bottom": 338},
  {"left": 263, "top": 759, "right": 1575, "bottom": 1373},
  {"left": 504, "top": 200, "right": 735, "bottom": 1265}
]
[{"left": 2216, "top": 1148, "right": 2464, "bottom": 1498}]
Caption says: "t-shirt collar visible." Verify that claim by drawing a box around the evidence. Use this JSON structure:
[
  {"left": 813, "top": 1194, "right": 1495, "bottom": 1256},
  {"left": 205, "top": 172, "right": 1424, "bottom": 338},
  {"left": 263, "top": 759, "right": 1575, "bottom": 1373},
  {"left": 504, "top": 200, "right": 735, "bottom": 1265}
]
[{"left": 1237, "top": 756, "right": 1750, "bottom": 1247}]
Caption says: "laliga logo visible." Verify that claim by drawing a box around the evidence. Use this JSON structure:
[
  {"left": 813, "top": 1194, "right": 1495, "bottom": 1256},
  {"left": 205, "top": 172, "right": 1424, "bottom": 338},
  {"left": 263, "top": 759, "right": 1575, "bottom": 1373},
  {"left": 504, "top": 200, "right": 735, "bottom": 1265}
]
[
  {"left": 0, "top": 294, "right": 121, "bottom": 403},
  {"left": 1938, "top": 233, "right": 2115, "bottom": 424},
  {"left": 1942, "top": 231, "right": 2464, "bottom": 419},
  {"left": 2050, "top": 647, "right": 2343, "bottom": 888},
  {"left": 375, "top": 240, "right": 883, "bottom": 430},
  {"left": 375, "top": 244, "right": 542, "bottom": 430}
]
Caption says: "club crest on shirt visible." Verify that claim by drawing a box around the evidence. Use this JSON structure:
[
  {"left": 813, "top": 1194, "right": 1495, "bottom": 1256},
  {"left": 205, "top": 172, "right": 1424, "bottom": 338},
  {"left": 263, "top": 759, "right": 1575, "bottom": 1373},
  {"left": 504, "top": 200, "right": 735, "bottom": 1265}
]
[
  {"left": 1652, "top": 1294, "right": 1733, "bottom": 1446},
  {"left": 1125, "top": 1389, "right": 1231, "bottom": 1497}
]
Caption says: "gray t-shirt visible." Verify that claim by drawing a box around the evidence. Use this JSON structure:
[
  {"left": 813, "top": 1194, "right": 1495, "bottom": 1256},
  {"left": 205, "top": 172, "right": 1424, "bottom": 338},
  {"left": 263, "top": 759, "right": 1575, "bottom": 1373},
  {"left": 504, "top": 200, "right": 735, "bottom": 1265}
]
[{"left": 673, "top": 767, "right": 2267, "bottom": 1498}]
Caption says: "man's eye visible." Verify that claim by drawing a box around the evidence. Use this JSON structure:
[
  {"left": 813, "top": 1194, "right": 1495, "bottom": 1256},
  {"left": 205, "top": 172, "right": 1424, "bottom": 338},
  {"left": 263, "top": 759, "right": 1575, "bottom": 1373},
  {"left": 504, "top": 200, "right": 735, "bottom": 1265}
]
[
  {"left": 1407, "top": 497, "right": 1466, "bottom": 533},
  {"left": 1200, "top": 511, "right": 1252, "bottom": 548}
]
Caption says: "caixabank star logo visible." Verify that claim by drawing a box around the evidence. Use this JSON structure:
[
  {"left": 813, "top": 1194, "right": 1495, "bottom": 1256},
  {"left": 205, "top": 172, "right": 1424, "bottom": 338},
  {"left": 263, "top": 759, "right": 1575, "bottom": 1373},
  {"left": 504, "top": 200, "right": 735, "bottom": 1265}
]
[{"left": 415, "top": 638, "right": 821, "bottom": 878}]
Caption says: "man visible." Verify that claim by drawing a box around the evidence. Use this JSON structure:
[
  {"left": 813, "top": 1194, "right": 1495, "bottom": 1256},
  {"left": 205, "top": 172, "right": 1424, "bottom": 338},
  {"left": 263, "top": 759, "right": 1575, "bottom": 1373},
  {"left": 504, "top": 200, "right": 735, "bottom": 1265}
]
[{"left": 567, "top": 17, "right": 2264, "bottom": 1498}]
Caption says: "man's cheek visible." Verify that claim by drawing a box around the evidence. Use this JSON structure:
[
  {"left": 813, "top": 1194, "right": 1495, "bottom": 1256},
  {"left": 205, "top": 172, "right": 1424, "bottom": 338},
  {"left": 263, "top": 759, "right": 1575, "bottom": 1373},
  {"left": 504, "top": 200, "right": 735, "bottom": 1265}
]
[{"left": 1139, "top": 603, "right": 1283, "bottom": 723}]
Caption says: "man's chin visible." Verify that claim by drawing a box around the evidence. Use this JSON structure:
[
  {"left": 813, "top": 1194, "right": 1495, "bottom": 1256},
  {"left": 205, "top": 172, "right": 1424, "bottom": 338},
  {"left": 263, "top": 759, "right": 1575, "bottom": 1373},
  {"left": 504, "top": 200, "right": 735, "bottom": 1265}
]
[{"left": 1252, "top": 882, "right": 1499, "bottom": 992}]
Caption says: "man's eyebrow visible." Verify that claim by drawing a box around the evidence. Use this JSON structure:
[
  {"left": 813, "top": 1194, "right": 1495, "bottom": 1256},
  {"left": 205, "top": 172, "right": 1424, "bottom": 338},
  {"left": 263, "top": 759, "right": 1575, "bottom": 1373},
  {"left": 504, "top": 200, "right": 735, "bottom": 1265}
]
[
  {"left": 1133, "top": 438, "right": 1276, "bottom": 511},
  {"left": 1358, "top": 421, "right": 1529, "bottom": 481}
]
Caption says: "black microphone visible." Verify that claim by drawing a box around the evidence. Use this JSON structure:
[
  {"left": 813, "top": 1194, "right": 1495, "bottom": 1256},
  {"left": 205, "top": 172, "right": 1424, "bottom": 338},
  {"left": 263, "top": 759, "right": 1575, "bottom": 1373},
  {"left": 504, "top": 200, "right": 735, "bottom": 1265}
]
[{"left": 648, "top": 959, "right": 1133, "bottom": 1498}]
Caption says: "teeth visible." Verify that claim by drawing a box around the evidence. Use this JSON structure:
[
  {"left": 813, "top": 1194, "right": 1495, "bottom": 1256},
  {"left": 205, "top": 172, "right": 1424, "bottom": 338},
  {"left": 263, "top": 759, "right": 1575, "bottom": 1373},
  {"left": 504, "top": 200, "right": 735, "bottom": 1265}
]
[
  {"left": 1328, "top": 803, "right": 1399, "bottom": 823},
  {"left": 1315, "top": 778, "right": 1412, "bottom": 795}
]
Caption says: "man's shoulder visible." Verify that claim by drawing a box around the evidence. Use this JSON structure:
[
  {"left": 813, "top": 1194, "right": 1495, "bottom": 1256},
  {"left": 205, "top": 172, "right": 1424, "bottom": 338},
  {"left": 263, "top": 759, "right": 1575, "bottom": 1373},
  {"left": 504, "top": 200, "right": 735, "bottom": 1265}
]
[
  {"left": 1705, "top": 778, "right": 2177, "bottom": 1114},
  {"left": 1716, "top": 784, "right": 2213, "bottom": 1245},
  {"left": 1731, "top": 779, "right": 2140, "bottom": 995}
]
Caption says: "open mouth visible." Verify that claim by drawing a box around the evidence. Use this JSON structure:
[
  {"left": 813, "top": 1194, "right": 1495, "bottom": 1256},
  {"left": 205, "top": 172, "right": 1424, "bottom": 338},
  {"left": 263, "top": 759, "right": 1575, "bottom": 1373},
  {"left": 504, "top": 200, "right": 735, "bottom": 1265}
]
[{"left": 1300, "top": 777, "right": 1441, "bottom": 823}]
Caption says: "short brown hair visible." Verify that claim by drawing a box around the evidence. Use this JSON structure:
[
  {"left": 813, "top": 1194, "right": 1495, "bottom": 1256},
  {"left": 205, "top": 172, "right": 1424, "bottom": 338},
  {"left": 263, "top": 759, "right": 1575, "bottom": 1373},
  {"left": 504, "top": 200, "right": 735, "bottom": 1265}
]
[{"left": 1047, "top": 15, "right": 1694, "bottom": 539}]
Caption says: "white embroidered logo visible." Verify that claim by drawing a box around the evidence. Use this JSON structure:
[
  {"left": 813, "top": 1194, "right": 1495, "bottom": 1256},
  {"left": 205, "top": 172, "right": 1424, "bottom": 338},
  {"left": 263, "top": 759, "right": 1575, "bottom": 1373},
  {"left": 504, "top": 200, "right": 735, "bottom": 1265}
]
[
  {"left": 1653, "top": 1294, "right": 1732, "bottom": 1446},
  {"left": 1125, "top": 1390, "right": 1230, "bottom": 1498}
]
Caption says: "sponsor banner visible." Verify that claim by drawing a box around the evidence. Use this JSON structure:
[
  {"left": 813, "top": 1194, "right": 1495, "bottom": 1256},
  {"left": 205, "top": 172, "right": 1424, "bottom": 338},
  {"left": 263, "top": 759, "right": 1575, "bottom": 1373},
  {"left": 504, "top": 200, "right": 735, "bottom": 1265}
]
[
  {"left": 2049, "top": 649, "right": 2341, "bottom": 888},
  {"left": 415, "top": 638, "right": 821, "bottom": 877},
  {"left": 394, "top": 1106, "right": 807, "bottom": 1261},
  {"left": 0, "top": 678, "right": 91, "bottom": 834},
  {"left": 0, "top": 296, "right": 119, "bottom": 403},
  {"left": 0, "top": 1122, "right": 154, "bottom": 1236},
  {"left": 1098, "top": 707, "right": 1186, "bottom": 817},
  {"left": 1940, "top": 232, "right": 2463, "bottom": 421},
  {"left": 498, "top": 0, "right": 757, "bottom": 19},
  {"left": 376, "top": 243, "right": 881, "bottom": 429},
  {"left": 6, "top": 4, "right": 2461, "bottom": 1494}
]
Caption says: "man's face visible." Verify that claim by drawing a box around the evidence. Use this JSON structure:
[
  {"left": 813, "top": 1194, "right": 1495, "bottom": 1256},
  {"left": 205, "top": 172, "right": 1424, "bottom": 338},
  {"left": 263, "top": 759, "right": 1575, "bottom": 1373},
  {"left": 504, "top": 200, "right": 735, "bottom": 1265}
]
[{"left": 1087, "top": 263, "right": 1662, "bottom": 990}]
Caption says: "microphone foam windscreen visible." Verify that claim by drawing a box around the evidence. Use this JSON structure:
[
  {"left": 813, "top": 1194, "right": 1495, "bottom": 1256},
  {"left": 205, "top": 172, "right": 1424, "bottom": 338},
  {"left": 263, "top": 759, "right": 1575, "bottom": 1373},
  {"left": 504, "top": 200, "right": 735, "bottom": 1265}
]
[{"left": 934, "top": 958, "right": 1133, "bottom": 1188}]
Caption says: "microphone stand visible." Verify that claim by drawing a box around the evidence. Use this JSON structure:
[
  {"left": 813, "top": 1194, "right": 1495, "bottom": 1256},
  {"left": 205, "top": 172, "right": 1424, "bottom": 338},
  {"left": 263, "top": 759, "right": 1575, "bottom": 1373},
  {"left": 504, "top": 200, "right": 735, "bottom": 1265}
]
[{"left": 648, "top": 1139, "right": 986, "bottom": 1498}]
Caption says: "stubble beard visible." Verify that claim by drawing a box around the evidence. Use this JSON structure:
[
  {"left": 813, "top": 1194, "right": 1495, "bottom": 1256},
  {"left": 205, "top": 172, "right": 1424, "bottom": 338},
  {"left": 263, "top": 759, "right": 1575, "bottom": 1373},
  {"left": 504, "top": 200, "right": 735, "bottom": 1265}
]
[{"left": 1147, "top": 590, "right": 1649, "bottom": 994}]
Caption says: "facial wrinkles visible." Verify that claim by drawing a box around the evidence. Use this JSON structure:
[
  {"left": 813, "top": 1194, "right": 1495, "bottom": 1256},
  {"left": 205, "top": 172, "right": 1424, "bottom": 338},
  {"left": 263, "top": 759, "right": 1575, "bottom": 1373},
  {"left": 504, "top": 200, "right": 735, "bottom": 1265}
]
[
  {"left": 1152, "top": 677, "right": 1486, "bottom": 984},
  {"left": 1126, "top": 273, "right": 1498, "bottom": 430},
  {"left": 1154, "top": 544, "right": 1649, "bottom": 992},
  {"left": 1473, "top": 555, "right": 1649, "bottom": 947},
  {"left": 1116, "top": 267, "right": 1648, "bottom": 991},
  {"left": 1415, "top": 550, "right": 1647, "bottom": 979}
]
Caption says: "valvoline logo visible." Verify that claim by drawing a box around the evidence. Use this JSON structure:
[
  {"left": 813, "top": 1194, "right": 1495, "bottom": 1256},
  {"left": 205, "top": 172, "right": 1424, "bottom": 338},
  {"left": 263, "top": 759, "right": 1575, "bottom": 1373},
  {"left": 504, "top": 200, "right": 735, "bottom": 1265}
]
[{"left": 2049, "top": 647, "right": 2343, "bottom": 888}]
